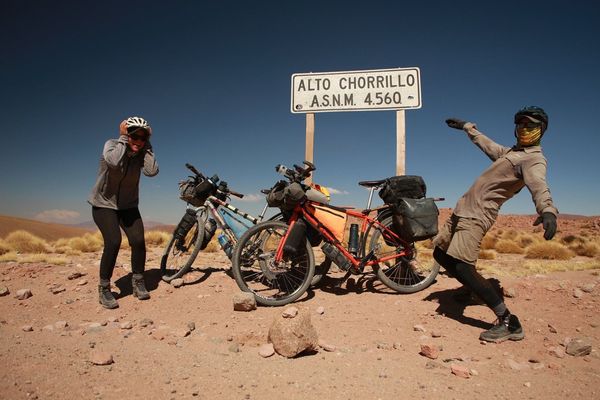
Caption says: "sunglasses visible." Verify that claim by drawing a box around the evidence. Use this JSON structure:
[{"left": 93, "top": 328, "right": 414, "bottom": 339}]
[
  {"left": 516, "top": 121, "right": 541, "bottom": 129},
  {"left": 129, "top": 133, "right": 148, "bottom": 142}
]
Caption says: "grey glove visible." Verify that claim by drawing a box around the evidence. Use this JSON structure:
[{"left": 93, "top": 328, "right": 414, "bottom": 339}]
[
  {"left": 445, "top": 118, "right": 467, "bottom": 130},
  {"left": 533, "top": 212, "right": 557, "bottom": 240}
]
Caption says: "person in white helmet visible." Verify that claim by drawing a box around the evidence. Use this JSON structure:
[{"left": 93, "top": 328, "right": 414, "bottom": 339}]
[{"left": 89, "top": 117, "right": 159, "bottom": 309}]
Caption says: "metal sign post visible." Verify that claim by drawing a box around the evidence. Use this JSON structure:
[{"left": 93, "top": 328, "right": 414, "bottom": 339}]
[{"left": 291, "top": 67, "right": 421, "bottom": 178}]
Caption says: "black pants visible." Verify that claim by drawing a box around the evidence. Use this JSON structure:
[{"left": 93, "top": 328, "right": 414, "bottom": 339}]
[{"left": 92, "top": 207, "right": 146, "bottom": 280}]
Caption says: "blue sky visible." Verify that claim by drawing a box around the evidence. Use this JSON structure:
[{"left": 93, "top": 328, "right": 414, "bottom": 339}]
[{"left": 1, "top": 0, "right": 599, "bottom": 224}]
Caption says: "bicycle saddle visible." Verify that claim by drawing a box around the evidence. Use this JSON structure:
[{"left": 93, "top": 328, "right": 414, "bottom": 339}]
[{"left": 358, "top": 179, "right": 386, "bottom": 188}]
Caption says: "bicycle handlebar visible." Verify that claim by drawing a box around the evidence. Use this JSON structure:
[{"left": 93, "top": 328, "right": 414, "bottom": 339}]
[
  {"left": 275, "top": 160, "right": 315, "bottom": 182},
  {"left": 185, "top": 163, "right": 244, "bottom": 199},
  {"left": 185, "top": 163, "right": 204, "bottom": 179}
]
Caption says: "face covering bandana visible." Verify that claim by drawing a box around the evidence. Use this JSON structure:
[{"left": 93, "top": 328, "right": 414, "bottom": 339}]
[{"left": 516, "top": 125, "right": 542, "bottom": 146}]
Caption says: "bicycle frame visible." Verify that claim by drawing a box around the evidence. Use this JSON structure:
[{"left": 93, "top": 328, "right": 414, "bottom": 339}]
[{"left": 275, "top": 199, "right": 414, "bottom": 270}]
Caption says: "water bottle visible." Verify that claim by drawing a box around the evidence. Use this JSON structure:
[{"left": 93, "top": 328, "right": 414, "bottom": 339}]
[
  {"left": 217, "top": 233, "right": 233, "bottom": 259},
  {"left": 348, "top": 223, "right": 359, "bottom": 255},
  {"left": 321, "top": 242, "right": 352, "bottom": 271}
]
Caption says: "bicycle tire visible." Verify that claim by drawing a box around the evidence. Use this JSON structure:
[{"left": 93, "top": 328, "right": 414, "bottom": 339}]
[
  {"left": 160, "top": 210, "right": 207, "bottom": 282},
  {"left": 231, "top": 220, "right": 315, "bottom": 306},
  {"left": 367, "top": 215, "right": 439, "bottom": 293}
]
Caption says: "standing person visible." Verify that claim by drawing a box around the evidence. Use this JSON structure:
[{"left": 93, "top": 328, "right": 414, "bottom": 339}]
[
  {"left": 89, "top": 117, "right": 159, "bottom": 309},
  {"left": 433, "top": 106, "right": 558, "bottom": 342}
]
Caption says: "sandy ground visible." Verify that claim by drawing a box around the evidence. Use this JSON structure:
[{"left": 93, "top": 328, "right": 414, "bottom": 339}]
[{"left": 1, "top": 247, "right": 599, "bottom": 400}]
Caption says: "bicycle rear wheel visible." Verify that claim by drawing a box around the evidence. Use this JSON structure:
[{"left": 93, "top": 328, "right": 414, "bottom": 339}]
[
  {"left": 367, "top": 215, "right": 439, "bottom": 293},
  {"left": 160, "top": 210, "right": 206, "bottom": 282},
  {"left": 231, "top": 220, "right": 315, "bottom": 306}
]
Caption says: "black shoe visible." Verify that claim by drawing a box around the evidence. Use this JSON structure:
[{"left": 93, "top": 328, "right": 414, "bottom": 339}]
[
  {"left": 479, "top": 313, "right": 525, "bottom": 343},
  {"left": 132, "top": 274, "right": 150, "bottom": 300},
  {"left": 98, "top": 280, "right": 119, "bottom": 309}
]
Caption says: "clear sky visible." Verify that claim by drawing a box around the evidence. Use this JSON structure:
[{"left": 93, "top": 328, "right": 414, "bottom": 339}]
[{"left": 1, "top": 0, "right": 599, "bottom": 225}]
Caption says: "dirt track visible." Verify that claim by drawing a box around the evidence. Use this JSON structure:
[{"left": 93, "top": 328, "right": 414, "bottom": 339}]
[{"left": 1, "top": 248, "right": 599, "bottom": 400}]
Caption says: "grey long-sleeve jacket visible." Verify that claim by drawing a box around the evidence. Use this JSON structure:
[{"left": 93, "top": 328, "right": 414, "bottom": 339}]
[
  {"left": 453, "top": 123, "right": 558, "bottom": 228},
  {"left": 88, "top": 135, "right": 159, "bottom": 210}
]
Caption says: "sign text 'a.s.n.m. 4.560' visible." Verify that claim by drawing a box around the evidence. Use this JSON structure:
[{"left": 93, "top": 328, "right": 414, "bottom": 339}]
[{"left": 291, "top": 67, "right": 421, "bottom": 113}]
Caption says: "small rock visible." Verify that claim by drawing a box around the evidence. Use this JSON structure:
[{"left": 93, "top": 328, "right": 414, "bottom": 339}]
[
  {"left": 22, "top": 325, "right": 34, "bottom": 332},
  {"left": 413, "top": 324, "right": 426, "bottom": 333},
  {"left": 120, "top": 321, "right": 133, "bottom": 330},
  {"left": 450, "top": 364, "right": 470, "bottom": 379},
  {"left": 187, "top": 322, "right": 196, "bottom": 332},
  {"left": 580, "top": 283, "right": 595, "bottom": 293},
  {"left": 548, "top": 323, "right": 558, "bottom": 333},
  {"left": 431, "top": 331, "right": 442, "bottom": 338},
  {"left": 15, "top": 289, "right": 33, "bottom": 300},
  {"left": 90, "top": 351, "right": 114, "bottom": 365},
  {"left": 315, "top": 306, "right": 325, "bottom": 315},
  {"left": 376, "top": 342, "right": 392, "bottom": 350},
  {"left": 42, "top": 324, "right": 54, "bottom": 332},
  {"left": 76, "top": 279, "right": 88, "bottom": 286},
  {"left": 50, "top": 286, "right": 66, "bottom": 294},
  {"left": 86, "top": 323, "right": 103, "bottom": 334},
  {"left": 258, "top": 343, "right": 275, "bottom": 358},
  {"left": 171, "top": 278, "right": 184, "bottom": 288},
  {"left": 233, "top": 292, "right": 256, "bottom": 312},
  {"left": 506, "top": 358, "right": 529, "bottom": 371},
  {"left": 424, "top": 360, "right": 444, "bottom": 370},
  {"left": 573, "top": 288, "right": 584, "bottom": 299},
  {"left": 67, "top": 272, "right": 86, "bottom": 280},
  {"left": 0, "top": 286, "right": 9, "bottom": 296},
  {"left": 566, "top": 338, "right": 592, "bottom": 357},
  {"left": 138, "top": 318, "right": 153, "bottom": 328},
  {"left": 107, "top": 316, "right": 119, "bottom": 323},
  {"left": 282, "top": 306, "right": 299, "bottom": 318},
  {"left": 548, "top": 346, "right": 566, "bottom": 359},
  {"left": 318, "top": 340, "right": 336, "bottom": 352},
  {"left": 524, "top": 382, "right": 531, "bottom": 388},
  {"left": 470, "top": 369, "right": 479, "bottom": 376},
  {"left": 228, "top": 343, "right": 241, "bottom": 353},
  {"left": 503, "top": 286, "right": 517, "bottom": 298},
  {"left": 173, "top": 328, "right": 190, "bottom": 338},
  {"left": 419, "top": 343, "right": 440, "bottom": 360},
  {"left": 54, "top": 321, "right": 68, "bottom": 330}
]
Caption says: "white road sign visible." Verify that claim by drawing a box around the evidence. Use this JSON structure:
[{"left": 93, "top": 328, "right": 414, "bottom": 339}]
[{"left": 291, "top": 67, "right": 421, "bottom": 113}]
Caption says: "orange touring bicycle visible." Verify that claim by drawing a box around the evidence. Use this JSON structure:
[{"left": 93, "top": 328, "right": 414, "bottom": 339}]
[{"left": 231, "top": 162, "right": 442, "bottom": 306}]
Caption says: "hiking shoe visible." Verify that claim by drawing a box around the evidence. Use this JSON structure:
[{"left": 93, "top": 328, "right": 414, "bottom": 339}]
[
  {"left": 479, "top": 313, "right": 524, "bottom": 343},
  {"left": 132, "top": 273, "right": 150, "bottom": 300},
  {"left": 98, "top": 280, "right": 118, "bottom": 309}
]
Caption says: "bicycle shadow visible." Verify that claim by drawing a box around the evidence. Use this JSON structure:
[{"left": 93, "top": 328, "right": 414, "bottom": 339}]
[
  {"left": 114, "top": 268, "right": 163, "bottom": 299},
  {"left": 316, "top": 272, "right": 403, "bottom": 296},
  {"left": 422, "top": 278, "right": 503, "bottom": 330}
]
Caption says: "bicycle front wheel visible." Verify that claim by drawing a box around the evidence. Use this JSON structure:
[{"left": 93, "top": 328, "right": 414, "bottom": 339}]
[
  {"left": 367, "top": 215, "right": 439, "bottom": 293},
  {"left": 231, "top": 220, "right": 315, "bottom": 306},
  {"left": 160, "top": 210, "right": 206, "bottom": 282}
]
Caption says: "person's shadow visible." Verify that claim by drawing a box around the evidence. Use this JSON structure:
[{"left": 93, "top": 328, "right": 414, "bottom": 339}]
[
  {"left": 423, "top": 277, "right": 504, "bottom": 330},
  {"left": 114, "top": 268, "right": 164, "bottom": 299}
]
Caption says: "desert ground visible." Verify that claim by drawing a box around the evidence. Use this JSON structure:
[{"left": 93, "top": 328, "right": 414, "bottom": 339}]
[{"left": 1, "top": 212, "right": 600, "bottom": 400}]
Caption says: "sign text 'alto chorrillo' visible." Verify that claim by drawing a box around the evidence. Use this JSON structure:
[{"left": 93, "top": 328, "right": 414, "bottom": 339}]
[{"left": 291, "top": 67, "right": 421, "bottom": 113}]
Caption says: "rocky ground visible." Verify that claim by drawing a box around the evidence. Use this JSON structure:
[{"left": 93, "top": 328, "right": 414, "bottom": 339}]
[{"left": 1, "top": 247, "right": 599, "bottom": 400}]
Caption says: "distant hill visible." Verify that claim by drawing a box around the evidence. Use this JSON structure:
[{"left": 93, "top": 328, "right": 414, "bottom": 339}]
[
  {"left": 0, "top": 215, "right": 91, "bottom": 241},
  {"left": 71, "top": 220, "right": 171, "bottom": 231}
]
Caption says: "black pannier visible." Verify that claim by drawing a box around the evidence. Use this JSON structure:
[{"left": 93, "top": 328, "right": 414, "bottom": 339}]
[
  {"left": 379, "top": 175, "right": 426, "bottom": 204},
  {"left": 392, "top": 198, "right": 439, "bottom": 242}
]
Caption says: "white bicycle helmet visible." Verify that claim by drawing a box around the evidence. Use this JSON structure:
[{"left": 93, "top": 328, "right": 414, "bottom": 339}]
[{"left": 124, "top": 116, "right": 152, "bottom": 135}]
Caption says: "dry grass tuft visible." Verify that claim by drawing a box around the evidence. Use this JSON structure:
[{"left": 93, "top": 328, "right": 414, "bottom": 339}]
[
  {"left": 20, "top": 254, "right": 68, "bottom": 265},
  {"left": 478, "top": 249, "right": 497, "bottom": 260},
  {"left": 145, "top": 231, "right": 171, "bottom": 247},
  {"left": 481, "top": 234, "right": 498, "bottom": 250},
  {"left": 0, "top": 252, "right": 18, "bottom": 262},
  {"left": 494, "top": 239, "right": 525, "bottom": 254},
  {"left": 4, "top": 230, "right": 51, "bottom": 253},
  {"left": 202, "top": 236, "right": 220, "bottom": 253},
  {"left": 64, "top": 233, "right": 103, "bottom": 253},
  {"left": 0, "top": 239, "right": 13, "bottom": 256},
  {"left": 525, "top": 241, "right": 575, "bottom": 260},
  {"left": 570, "top": 242, "right": 599, "bottom": 258}
]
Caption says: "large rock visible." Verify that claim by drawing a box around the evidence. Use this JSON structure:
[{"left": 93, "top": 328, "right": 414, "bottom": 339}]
[
  {"left": 233, "top": 292, "right": 257, "bottom": 312},
  {"left": 268, "top": 307, "right": 318, "bottom": 358},
  {"left": 90, "top": 350, "right": 114, "bottom": 365}
]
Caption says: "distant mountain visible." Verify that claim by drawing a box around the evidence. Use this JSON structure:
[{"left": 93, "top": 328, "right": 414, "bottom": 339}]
[{"left": 0, "top": 214, "right": 91, "bottom": 241}]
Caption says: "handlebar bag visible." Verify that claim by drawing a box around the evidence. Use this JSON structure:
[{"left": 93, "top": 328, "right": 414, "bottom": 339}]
[
  {"left": 379, "top": 176, "right": 426, "bottom": 205},
  {"left": 392, "top": 197, "right": 439, "bottom": 242},
  {"left": 281, "top": 182, "right": 306, "bottom": 211},
  {"left": 179, "top": 178, "right": 205, "bottom": 207}
]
